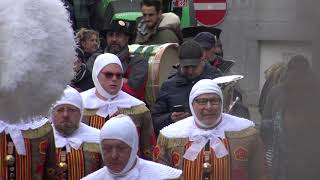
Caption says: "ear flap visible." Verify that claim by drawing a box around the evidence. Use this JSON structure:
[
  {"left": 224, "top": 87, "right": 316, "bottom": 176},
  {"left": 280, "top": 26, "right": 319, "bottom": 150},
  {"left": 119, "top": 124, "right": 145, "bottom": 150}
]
[{"left": 0, "top": 0, "right": 76, "bottom": 122}]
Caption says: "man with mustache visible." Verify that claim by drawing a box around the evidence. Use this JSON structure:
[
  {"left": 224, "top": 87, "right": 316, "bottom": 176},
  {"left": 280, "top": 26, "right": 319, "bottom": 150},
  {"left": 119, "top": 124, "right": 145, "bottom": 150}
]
[
  {"left": 51, "top": 86, "right": 102, "bottom": 179},
  {"left": 154, "top": 79, "right": 267, "bottom": 180}
]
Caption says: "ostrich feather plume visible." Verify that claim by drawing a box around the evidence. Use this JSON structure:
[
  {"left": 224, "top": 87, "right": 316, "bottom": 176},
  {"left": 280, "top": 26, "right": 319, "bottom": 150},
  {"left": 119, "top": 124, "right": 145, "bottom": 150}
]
[{"left": 0, "top": 0, "right": 75, "bottom": 123}]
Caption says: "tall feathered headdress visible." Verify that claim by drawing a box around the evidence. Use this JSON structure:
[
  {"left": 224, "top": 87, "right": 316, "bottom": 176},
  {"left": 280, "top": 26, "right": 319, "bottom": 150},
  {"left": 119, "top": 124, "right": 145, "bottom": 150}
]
[{"left": 0, "top": 0, "right": 75, "bottom": 123}]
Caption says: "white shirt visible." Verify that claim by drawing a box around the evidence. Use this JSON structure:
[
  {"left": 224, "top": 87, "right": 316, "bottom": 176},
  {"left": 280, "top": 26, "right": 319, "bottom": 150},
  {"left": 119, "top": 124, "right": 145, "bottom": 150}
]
[{"left": 81, "top": 158, "right": 182, "bottom": 180}]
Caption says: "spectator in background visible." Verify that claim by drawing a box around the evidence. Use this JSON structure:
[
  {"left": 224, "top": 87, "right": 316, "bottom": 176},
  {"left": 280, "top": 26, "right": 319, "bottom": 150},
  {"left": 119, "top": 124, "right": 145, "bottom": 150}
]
[
  {"left": 70, "top": 48, "right": 94, "bottom": 92},
  {"left": 76, "top": 28, "right": 100, "bottom": 64},
  {"left": 71, "top": 28, "right": 100, "bottom": 92},
  {"left": 193, "top": 32, "right": 217, "bottom": 65},
  {"left": 135, "top": 0, "right": 181, "bottom": 45},
  {"left": 193, "top": 32, "right": 232, "bottom": 74}
]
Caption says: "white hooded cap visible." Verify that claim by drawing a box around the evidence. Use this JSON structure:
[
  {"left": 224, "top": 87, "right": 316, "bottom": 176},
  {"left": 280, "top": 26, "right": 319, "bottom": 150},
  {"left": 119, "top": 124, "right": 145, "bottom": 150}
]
[
  {"left": 52, "top": 86, "right": 84, "bottom": 121},
  {"left": 92, "top": 53, "right": 123, "bottom": 100},
  {"left": 100, "top": 114, "right": 138, "bottom": 176},
  {"left": 189, "top": 79, "right": 224, "bottom": 128}
]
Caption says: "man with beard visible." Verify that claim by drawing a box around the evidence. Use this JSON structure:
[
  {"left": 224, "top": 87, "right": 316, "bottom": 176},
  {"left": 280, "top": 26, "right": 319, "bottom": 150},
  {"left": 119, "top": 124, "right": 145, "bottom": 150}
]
[
  {"left": 51, "top": 86, "right": 102, "bottom": 179},
  {"left": 105, "top": 20, "right": 148, "bottom": 101},
  {"left": 87, "top": 20, "right": 148, "bottom": 101},
  {"left": 81, "top": 53, "right": 155, "bottom": 160},
  {"left": 151, "top": 40, "right": 221, "bottom": 135},
  {"left": 135, "top": 0, "right": 181, "bottom": 45}
]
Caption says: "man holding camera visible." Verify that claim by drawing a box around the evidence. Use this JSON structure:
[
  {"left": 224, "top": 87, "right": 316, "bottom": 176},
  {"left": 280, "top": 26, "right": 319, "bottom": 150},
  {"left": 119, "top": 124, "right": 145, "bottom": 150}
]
[{"left": 151, "top": 40, "right": 221, "bottom": 135}]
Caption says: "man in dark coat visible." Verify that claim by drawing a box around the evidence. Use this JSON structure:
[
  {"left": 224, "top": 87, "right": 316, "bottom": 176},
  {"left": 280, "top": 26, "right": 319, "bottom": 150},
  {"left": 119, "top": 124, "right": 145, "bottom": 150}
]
[{"left": 151, "top": 40, "right": 221, "bottom": 135}]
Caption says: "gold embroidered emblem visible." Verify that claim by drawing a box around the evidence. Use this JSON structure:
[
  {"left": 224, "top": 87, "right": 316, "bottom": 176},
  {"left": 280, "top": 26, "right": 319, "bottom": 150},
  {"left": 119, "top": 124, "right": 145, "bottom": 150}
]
[
  {"left": 39, "top": 140, "right": 48, "bottom": 155},
  {"left": 172, "top": 151, "right": 180, "bottom": 167}
]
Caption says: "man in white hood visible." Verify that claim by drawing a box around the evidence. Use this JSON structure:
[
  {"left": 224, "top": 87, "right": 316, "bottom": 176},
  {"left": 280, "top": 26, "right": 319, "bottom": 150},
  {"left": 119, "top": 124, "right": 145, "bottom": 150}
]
[
  {"left": 82, "top": 115, "right": 182, "bottom": 180},
  {"left": 81, "top": 53, "right": 155, "bottom": 160},
  {"left": 51, "top": 86, "right": 102, "bottom": 179},
  {"left": 155, "top": 79, "right": 267, "bottom": 180}
]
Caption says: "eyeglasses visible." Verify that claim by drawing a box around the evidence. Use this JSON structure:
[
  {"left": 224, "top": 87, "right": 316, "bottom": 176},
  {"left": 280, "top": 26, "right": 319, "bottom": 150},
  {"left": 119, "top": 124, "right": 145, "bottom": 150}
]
[
  {"left": 194, "top": 98, "right": 221, "bottom": 106},
  {"left": 104, "top": 72, "right": 123, "bottom": 80},
  {"left": 54, "top": 107, "right": 79, "bottom": 114}
]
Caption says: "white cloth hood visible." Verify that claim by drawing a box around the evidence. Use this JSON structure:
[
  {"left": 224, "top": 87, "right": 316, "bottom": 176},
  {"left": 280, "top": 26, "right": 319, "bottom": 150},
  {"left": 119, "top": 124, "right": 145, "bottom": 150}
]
[
  {"left": 92, "top": 53, "right": 123, "bottom": 100},
  {"left": 53, "top": 122, "right": 100, "bottom": 152},
  {"left": 100, "top": 115, "right": 138, "bottom": 177},
  {"left": 52, "top": 86, "right": 84, "bottom": 121},
  {"left": 189, "top": 79, "right": 223, "bottom": 128}
]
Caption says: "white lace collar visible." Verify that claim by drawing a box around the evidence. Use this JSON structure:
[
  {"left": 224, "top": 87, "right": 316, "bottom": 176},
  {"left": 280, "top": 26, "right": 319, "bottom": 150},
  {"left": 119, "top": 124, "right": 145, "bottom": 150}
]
[
  {"left": 53, "top": 122, "right": 100, "bottom": 152},
  {"left": 0, "top": 117, "right": 49, "bottom": 155},
  {"left": 81, "top": 88, "right": 144, "bottom": 117}
]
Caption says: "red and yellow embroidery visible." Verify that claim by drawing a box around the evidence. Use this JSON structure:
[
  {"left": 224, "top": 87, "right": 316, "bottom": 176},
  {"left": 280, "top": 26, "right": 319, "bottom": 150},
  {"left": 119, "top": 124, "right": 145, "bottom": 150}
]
[
  {"left": 0, "top": 133, "right": 8, "bottom": 179},
  {"left": 89, "top": 115, "right": 106, "bottom": 129},
  {"left": 182, "top": 139, "right": 231, "bottom": 180},
  {"left": 39, "top": 140, "right": 48, "bottom": 155},
  {"left": 172, "top": 151, "right": 181, "bottom": 167},
  {"left": 153, "top": 146, "right": 160, "bottom": 160},
  {"left": 16, "top": 139, "right": 32, "bottom": 180},
  {"left": 234, "top": 147, "right": 248, "bottom": 161},
  {"left": 56, "top": 148, "right": 85, "bottom": 180}
]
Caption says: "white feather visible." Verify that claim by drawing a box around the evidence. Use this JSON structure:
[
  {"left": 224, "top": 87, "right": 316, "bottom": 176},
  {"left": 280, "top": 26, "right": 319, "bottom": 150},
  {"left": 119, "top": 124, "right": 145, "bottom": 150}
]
[{"left": 0, "top": 0, "right": 75, "bottom": 123}]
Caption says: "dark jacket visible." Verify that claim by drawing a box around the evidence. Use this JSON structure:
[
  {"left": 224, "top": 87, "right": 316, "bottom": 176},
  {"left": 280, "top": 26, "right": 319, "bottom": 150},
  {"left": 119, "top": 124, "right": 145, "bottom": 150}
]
[
  {"left": 151, "top": 63, "right": 221, "bottom": 135},
  {"left": 70, "top": 64, "right": 94, "bottom": 92}
]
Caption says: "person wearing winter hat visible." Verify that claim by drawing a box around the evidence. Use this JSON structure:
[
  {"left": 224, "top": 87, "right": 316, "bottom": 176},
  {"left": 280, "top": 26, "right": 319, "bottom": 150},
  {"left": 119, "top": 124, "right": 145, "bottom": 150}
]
[
  {"left": 82, "top": 114, "right": 182, "bottom": 180},
  {"left": 81, "top": 53, "right": 155, "bottom": 160},
  {"left": 51, "top": 86, "right": 102, "bottom": 179},
  {"left": 155, "top": 79, "right": 267, "bottom": 180}
]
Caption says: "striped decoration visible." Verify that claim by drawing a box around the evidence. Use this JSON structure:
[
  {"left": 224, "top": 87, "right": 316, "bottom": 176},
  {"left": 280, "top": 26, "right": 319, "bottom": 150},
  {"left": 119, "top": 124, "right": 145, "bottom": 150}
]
[
  {"left": 67, "top": 149, "right": 85, "bottom": 180},
  {"left": 56, "top": 148, "right": 85, "bottom": 180},
  {"left": 89, "top": 115, "right": 106, "bottom": 129},
  {"left": 182, "top": 139, "right": 231, "bottom": 180},
  {"left": 16, "top": 139, "right": 31, "bottom": 180},
  {"left": 0, "top": 133, "right": 8, "bottom": 179},
  {"left": 0, "top": 134, "right": 33, "bottom": 180}
]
